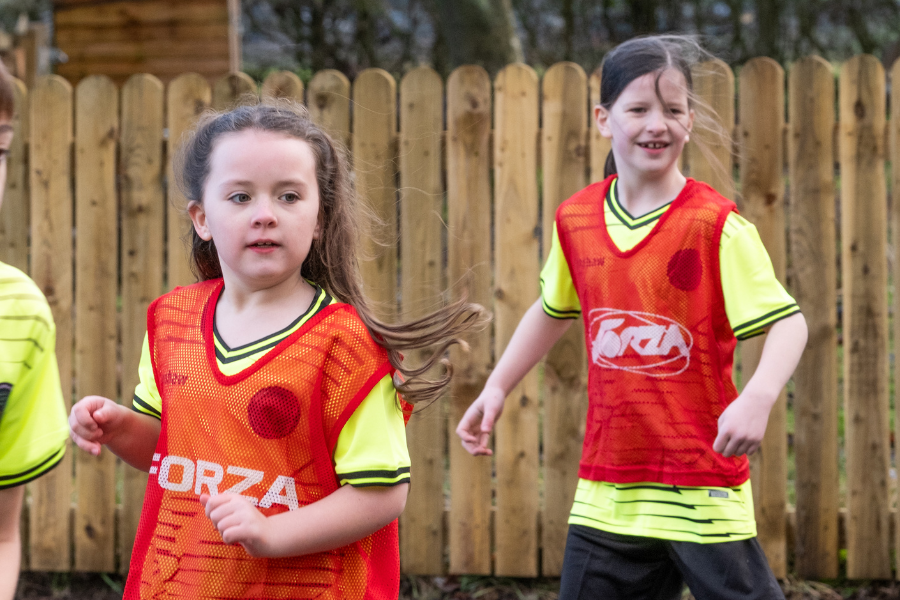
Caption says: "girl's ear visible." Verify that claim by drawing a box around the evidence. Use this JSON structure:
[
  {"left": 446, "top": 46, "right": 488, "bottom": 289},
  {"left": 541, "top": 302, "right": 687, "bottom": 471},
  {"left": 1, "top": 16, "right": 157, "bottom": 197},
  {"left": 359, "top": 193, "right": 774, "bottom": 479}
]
[
  {"left": 594, "top": 104, "right": 612, "bottom": 139},
  {"left": 188, "top": 201, "right": 212, "bottom": 241}
]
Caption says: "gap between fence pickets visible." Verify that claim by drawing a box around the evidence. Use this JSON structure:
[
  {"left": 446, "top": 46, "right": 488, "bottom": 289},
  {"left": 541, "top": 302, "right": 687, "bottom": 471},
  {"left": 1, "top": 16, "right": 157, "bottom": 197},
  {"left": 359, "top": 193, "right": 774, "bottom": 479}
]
[{"left": 14, "top": 499, "right": 883, "bottom": 573}]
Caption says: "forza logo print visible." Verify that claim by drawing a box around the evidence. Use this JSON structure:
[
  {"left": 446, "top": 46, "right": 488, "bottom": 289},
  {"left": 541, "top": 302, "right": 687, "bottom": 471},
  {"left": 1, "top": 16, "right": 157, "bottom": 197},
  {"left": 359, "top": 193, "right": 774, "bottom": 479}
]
[{"left": 588, "top": 309, "right": 692, "bottom": 377}]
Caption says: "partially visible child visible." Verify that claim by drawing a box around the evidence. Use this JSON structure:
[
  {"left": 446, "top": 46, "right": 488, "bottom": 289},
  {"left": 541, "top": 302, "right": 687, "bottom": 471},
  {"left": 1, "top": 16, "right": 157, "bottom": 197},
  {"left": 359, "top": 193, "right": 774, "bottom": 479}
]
[
  {"left": 69, "top": 99, "right": 483, "bottom": 599},
  {"left": 0, "top": 62, "right": 68, "bottom": 600},
  {"left": 457, "top": 36, "right": 806, "bottom": 600}
]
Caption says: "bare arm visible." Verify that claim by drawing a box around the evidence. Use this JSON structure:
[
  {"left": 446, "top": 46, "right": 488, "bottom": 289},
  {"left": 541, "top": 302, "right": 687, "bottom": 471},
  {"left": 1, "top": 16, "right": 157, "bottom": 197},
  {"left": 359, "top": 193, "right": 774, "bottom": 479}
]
[
  {"left": 714, "top": 312, "right": 808, "bottom": 456},
  {"left": 456, "top": 298, "right": 574, "bottom": 455},
  {"left": 200, "top": 483, "right": 408, "bottom": 558},
  {"left": 69, "top": 396, "right": 161, "bottom": 471},
  {"left": 0, "top": 486, "right": 24, "bottom": 600}
]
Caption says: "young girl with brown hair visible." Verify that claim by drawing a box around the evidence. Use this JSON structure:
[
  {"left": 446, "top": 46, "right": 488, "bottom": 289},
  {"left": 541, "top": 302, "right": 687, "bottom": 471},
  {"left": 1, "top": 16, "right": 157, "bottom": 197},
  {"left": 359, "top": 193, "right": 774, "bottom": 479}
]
[
  {"left": 69, "top": 99, "right": 483, "bottom": 599},
  {"left": 457, "top": 35, "right": 806, "bottom": 599}
]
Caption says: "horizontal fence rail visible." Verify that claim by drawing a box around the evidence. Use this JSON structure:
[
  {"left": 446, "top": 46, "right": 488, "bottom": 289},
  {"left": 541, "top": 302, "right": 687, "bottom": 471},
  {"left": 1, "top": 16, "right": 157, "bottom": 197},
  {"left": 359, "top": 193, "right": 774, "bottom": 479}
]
[{"left": 0, "top": 57, "right": 897, "bottom": 578}]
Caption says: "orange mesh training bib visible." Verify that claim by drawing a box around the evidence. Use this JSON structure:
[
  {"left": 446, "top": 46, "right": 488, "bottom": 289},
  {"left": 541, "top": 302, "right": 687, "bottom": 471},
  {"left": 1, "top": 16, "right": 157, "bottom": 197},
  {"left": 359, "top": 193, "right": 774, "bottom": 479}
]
[
  {"left": 557, "top": 177, "right": 747, "bottom": 487},
  {"left": 124, "top": 279, "right": 399, "bottom": 600}
]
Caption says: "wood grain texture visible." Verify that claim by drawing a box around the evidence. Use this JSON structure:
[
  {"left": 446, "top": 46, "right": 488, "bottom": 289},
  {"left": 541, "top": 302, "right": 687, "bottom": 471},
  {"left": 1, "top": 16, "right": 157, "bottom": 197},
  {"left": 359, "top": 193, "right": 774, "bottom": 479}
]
[
  {"left": 398, "top": 66, "right": 445, "bottom": 575},
  {"left": 307, "top": 70, "right": 351, "bottom": 148},
  {"left": 588, "top": 70, "right": 611, "bottom": 184},
  {"left": 119, "top": 73, "right": 165, "bottom": 572},
  {"left": 540, "top": 61, "right": 588, "bottom": 577},
  {"left": 27, "top": 75, "right": 74, "bottom": 571},
  {"left": 166, "top": 73, "right": 211, "bottom": 290},
  {"left": 446, "top": 65, "right": 493, "bottom": 575},
  {"left": 839, "top": 54, "right": 890, "bottom": 579},
  {"left": 738, "top": 56, "right": 788, "bottom": 578},
  {"left": 73, "top": 75, "right": 119, "bottom": 572},
  {"left": 352, "top": 69, "right": 397, "bottom": 321},
  {"left": 493, "top": 63, "right": 540, "bottom": 577},
  {"left": 688, "top": 58, "right": 735, "bottom": 199},
  {"left": 212, "top": 71, "right": 256, "bottom": 111},
  {"left": 788, "top": 55, "right": 839, "bottom": 579},
  {"left": 0, "top": 79, "right": 28, "bottom": 271},
  {"left": 261, "top": 71, "right": 304, "bottom": 102}
]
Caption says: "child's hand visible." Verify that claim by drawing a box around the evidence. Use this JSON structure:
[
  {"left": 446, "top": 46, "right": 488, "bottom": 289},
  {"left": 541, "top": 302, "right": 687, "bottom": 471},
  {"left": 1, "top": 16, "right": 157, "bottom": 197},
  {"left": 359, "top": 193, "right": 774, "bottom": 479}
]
[
  {"left": 712, "top": 390, "right": 777, "bottom": 457},
  {"left": 68, "top": 395, "right": 127, "bottom": 456},
  {"left": 456, "top": 386, "right": 506, "bottom": 456},
  {"left": 200, "top": 493, "right": 272, "bottom": 557}
]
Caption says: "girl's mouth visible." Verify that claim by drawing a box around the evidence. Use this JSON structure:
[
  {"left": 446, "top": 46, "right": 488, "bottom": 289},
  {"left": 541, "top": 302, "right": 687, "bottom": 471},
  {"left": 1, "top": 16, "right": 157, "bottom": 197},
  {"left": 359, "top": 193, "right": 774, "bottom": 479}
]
[{"left": 638, "top": 142, "right": 669, "bottom": 149}]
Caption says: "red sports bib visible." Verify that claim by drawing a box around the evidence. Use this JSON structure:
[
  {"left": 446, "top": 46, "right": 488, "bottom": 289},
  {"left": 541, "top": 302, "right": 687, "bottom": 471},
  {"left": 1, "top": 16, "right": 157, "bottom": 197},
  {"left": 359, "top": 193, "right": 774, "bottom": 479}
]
[
  {"left": 557, "top": 177, "right": 747, "bottom": 487},
  {"left": 124, "top": 279, "right": 400, "bottom": 600}
]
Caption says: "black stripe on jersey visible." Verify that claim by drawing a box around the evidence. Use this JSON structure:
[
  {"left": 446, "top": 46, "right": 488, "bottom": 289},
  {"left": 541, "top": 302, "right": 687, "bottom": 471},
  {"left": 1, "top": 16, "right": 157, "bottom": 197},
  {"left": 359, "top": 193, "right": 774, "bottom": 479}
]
[
  {"left": 0, "top": 382, "right": 10, "bottom": 423},
  {"left": 337, "top": 466, "right": 411, "bottom": 480},
  {"left": 612, "top": 483, "right": 685, "bottom": 494},
  {"left": 0, "top": 337, "right": 44, "bottom": 351},
  {"left": 132, "top": 394, "right": 161, "bottom": 419},
  {"left": 732, "top": 304, "right": 800, "bottom": 340},
  {"left": 0, "top": 293, "right": 45, "bottom": 302},
  {"left": 0, "top": 314, "right": 51, "bottom": 329},
  {"left": 214, "top": 287, "right": 330, "bottom": 363},
  {"left": 606, "top": 181, "right": 672, "bottom": 230},
  {"left": 0, "top": 445, "right": 65, "bottom": 488},
  {"left": 346, "top": 475, "right": 411, "bottom": 488},
  {"left": 569, "top": 511, "right": 753, "bottom": 539},
  {"left": 0, "top": 359, "right": 31, "bottom": 370}
]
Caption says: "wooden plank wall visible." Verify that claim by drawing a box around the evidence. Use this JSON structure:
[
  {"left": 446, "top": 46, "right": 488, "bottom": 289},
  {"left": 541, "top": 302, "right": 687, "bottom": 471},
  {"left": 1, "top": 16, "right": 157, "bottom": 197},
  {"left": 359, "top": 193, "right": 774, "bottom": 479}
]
[
  {"left": 54, "top": 0, "right": 236, "bottom": 86},
  {"left": 4, "top": 56, "right": 900, "bottom": 578}
]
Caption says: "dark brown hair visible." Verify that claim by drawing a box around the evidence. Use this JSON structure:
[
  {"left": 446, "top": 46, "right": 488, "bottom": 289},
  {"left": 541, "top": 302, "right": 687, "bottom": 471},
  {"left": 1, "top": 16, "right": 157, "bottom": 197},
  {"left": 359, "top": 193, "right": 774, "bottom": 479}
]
[
  {"left": 599, "top": 35, "right": 730, "bottom": 179},
  {"left": 176, "top": 99, "right": 487, "bottom": 404}
]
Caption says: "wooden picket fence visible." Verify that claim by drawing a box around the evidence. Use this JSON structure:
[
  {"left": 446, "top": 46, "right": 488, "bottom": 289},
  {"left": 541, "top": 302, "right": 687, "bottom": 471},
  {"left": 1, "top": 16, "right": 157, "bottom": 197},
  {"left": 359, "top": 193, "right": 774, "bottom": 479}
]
[{"left": 0, "top": 55, "right": 894, "bottom": 580}]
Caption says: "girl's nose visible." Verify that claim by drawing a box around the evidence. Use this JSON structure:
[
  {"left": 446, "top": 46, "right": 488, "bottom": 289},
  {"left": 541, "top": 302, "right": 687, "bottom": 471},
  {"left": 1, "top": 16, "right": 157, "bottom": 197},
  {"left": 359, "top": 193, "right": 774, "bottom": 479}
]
[
  {"left": 251, "top": 197, "right": 278, "bottom": 226},
  {"left": 646, "top": 108, "right": 666, "bottom": 131}
]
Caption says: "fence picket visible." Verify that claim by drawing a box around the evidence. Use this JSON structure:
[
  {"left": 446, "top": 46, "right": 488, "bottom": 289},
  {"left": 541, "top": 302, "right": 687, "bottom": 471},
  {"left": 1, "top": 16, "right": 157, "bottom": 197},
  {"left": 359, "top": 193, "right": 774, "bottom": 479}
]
[
  {"left": 739, "top": 56, "right": 788, "bottom": 577},
  {"left": 307, "top": 70, "right": 350, "bottom": 148},
  {"left": 446, "top": 65, "right": 493, "bottom": 575},
  {"left": 689, "top": 58, "right": 735, "bottom": 199},
  {"left": 892, "top": 56, "right": 900, "bottom": 581},
  {"left": 27, "top": 75, "right": 73, "bottom": 571},
  {"left": 839, "top": 54, "right": 891, "bottom": 579},
  {"left": 493, "top": 63, "right": 540, "bottom": 577},
  {"left": 166, "top": 73, "right": 210, "bottom": 289},
  {"left": 119, "top": 73, "right": 165, "bottom": 572},
  {"left": 0, "top": 79, "right": 28, "bottom": 271},
  {"left": 398, "top": 66, "right": 445, "bottom": 574},
  {"left": 73, "top": 75, "right": 119, "bottom": 571},
  {"left": 352, "top": 69, "right": 397, "bottom": 321},
  {"left": 540, "top": 61, "right": 588, "bottom": 577},
  {"left": 788, "top": 55, "right": 839, "bottom": 579},
  {"left": 212, "top": 71, "right": 256, "bottom": 110},
  {"left": 261, "top": 70, "right": 304, "bottom": 102},
  {"left": 588, "top": 70, "right": 610, "bottom": 183}
]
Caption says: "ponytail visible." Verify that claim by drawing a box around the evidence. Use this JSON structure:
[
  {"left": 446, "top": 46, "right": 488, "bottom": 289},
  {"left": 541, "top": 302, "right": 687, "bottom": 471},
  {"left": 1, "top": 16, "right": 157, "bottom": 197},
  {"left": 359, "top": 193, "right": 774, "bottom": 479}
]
[{"left": 603, "top": 150, "right": 617, "bottom": 179}]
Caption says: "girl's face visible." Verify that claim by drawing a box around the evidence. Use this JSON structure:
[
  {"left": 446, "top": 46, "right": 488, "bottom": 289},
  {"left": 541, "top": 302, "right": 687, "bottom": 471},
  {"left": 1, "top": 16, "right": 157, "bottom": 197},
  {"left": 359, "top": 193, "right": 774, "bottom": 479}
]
[
  {"left": 595, "top": 68, "right": 694, "bottom": 180},
  {"left": 188, "top": 129, "right": 322, "bottom": 291}
]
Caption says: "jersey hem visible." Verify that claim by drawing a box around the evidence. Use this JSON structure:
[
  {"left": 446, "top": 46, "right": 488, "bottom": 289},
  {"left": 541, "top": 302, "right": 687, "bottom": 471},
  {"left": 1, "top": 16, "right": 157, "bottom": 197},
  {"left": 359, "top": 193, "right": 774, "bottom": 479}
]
[
  {"left": 0, "top": 444, "right": 65, "bottom": 489},
  {"left": 567, "top": 517, "right": 757, "bottom": 544}
]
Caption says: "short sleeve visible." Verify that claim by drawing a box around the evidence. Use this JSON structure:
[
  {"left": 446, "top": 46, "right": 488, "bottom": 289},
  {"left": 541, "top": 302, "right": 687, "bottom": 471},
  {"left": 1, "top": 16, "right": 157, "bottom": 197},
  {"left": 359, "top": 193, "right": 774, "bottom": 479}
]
[
  {"left": 720, "top": 213, "right": 800, "bottom": 339},
  {"left": 333, "top": 374, "right": 410, "bottom": 487},
  {"left": 540, "top": 223, "right": 581, "bottom": 319},
  {"left": 132, "top": 333, "right": 162, "bottom": 419},
  {"left": 0, "top": 278, "right": 67, "bottom": 488}
]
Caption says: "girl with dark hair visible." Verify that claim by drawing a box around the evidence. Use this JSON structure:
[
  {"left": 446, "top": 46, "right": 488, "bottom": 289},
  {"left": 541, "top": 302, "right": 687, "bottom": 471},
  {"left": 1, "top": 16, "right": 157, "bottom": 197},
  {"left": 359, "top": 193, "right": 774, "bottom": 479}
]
[
  {"left": 457, "top": 35, "right": 806, "bottom": 599},
  {"left": 69, "top": 99, "right": 484, "bottom": 599}
]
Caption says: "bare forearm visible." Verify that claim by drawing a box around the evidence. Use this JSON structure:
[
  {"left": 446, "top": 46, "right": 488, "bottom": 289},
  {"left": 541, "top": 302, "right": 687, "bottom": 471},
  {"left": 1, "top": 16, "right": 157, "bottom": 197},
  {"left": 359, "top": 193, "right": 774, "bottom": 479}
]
[
  {"left": 0, "top": 487, "right": 23, "bottom": 600},
  {"left": 0, "top": 538, "right": 19, "bottom": 600},
  {"left": 486, "top": 299, "right": 574, "bottom": 396},
  {"left": 742, "top": 312, "right": 808, "bottom": 400},
  {"left": 104, "top": 407, "right": 161, "bottom": 471},
  {"left": 263, "top": 484, "right": 408, "bottom": 558}
]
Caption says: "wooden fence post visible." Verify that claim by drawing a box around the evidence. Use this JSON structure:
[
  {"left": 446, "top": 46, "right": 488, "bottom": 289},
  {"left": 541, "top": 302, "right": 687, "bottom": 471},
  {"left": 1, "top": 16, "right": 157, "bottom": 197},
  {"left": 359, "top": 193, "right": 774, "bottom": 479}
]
[
  {"left": 398, "top": 66, "right": 445, "bottom": 575},
  {"left": 493, "top": 63, "right": 540, "bottom": 577},
  {"left": 788, "top": 55, "right": 839, "bottom": 579},
  {"left": 446, "top": 65, "right": 493, "bottom": 575},
  {"left": 540, "top": 61, "right": 588, "bottom": 577},
  {"left": 166, "top": 73, "right": 211, "bottom": 290},
  {"left": 892, "top": 55, "right": 900, "bottom": 582},
  {"left": 688, "top": 58, "right": 735, "bottom": 199},
  {"left": 27, "top": 74, "right": 73, "bottom": 572},
  {"left": 307, "top": 70, "right": 350, "bottom": 149},
  {"left": 739, "top": 56, "right": 788, "bottom": 577},
  {"left": 588, "top": 70, "right": 610, "bottom": 184},
  {"left": 0, "top": 78, "right": 27, "bottom": 271},
  {"left": 212, "top": 72, "right": 256, "bottom": 110},
  {"left": 119, "top": 73, "right": 165, "bottom": 572},
  {"left": 352, "top": 69, "right": 397, "bottom": 321},
  {"left": 839, "top": 54, "right": 890, "bottom": 580},
  {"left": 261, "top": 71, "right": 304, "bottom": 102}
]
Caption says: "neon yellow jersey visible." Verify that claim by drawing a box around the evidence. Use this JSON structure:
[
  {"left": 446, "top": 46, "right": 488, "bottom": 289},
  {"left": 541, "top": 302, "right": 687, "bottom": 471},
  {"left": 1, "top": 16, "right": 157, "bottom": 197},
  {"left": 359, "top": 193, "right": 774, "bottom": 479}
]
[
  {"left": 542, "top": 179, "right": 798, "bottom": 542},
  {"left": 0, "top": 261, "right": 68, "bottom": 489},
  {"left": 133, "top": 286, "right": 410, "bottom": 488}
]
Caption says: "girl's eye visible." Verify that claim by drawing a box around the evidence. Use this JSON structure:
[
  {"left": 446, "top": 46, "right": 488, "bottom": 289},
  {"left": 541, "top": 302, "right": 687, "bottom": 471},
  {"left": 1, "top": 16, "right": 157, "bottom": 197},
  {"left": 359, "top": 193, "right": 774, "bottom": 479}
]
[
  {"left": 280, "top": 192, "right": 300, "bottom": 203},
  {"left": 229, "top": 193, "right": 251, "bottom": 203}
]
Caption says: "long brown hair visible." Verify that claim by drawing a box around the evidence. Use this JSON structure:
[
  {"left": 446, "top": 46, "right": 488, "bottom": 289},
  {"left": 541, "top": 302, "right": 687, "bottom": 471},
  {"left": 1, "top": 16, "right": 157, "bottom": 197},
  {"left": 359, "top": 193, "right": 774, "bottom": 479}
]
[{"left": 175, "top": 98, "right": 487, "bottom": 405}]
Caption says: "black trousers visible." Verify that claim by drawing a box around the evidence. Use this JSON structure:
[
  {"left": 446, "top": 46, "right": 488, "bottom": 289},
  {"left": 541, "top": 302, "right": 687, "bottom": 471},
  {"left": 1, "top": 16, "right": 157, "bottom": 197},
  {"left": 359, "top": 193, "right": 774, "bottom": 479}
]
[{"left": 559, "top": 525, "right": 786, "bottom": 600}]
